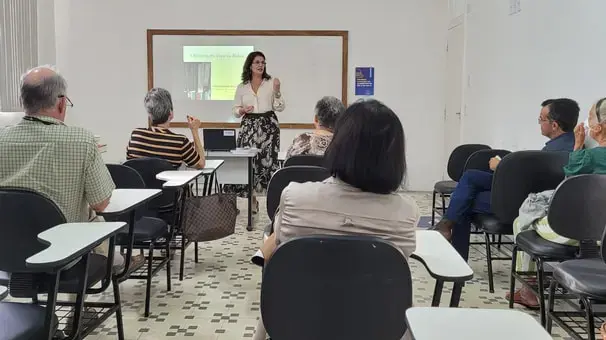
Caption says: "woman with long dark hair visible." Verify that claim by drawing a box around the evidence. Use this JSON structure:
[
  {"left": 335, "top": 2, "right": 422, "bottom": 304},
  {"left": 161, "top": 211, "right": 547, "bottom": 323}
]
[{"left": 231, "top": 51, "right": 285, "bottom": 213}]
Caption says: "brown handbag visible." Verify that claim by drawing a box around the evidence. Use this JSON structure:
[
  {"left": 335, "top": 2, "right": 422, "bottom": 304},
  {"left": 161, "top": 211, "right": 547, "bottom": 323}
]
[{"left": 181, "top": 176, "right": 238, "bottom": 242}]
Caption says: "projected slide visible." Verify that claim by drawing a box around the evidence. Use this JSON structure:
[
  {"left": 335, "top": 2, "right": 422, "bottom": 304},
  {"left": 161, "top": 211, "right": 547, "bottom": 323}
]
[{"left": 183, "top": 46, "right": 254, "bottom": 101}]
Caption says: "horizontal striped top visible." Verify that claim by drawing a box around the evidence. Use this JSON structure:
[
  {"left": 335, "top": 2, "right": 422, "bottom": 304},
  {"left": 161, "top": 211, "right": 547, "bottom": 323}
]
[{"left": 126, "top": 127, "right": 201, "bottom": 168}]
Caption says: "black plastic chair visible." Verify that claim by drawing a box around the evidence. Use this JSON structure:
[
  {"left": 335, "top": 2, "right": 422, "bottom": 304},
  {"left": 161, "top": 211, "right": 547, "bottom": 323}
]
[
  {"left": 283, "top": 154, "right": 325, "bottom": 168},
  {"left": 123, "top": 158, "right": 200, "bottom": 281},
  {"left": 0, "top": 188, "right": 124, "bottom": 339},
  {"left": 264, "top": 166, "right": 331, "bottom": 237},
  {"left": 545, "top": 175, "right": 606, "bottom": 339},
  {"left": 506, "top": 151, "right": 573, "bottom": 326},
  {"left": 432, "top": 144, "right": 491, "bottom": 225},
  {"left": 261, "top": 235, "right": 413, "bottom": 340},
  {"left": 464, "top": 148, "right": 511, "bottom": 292},
  {"left": 107, "top": 164, "right": 172, "bottom": 317}
]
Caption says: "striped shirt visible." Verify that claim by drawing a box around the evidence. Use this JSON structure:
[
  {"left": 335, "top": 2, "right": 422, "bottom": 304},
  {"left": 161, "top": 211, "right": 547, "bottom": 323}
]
[{"left": 126, "top": 127, "right": 201, "bottom": 168}]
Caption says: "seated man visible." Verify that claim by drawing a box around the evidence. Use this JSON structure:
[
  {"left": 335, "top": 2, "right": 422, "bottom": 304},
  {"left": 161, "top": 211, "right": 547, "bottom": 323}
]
[
  {"left": 0, "top": 66, "right": 138, "bottom": 265},
  {"left": 509, "top": 97, "right": 606, "bottom": 308},
  {"left": 434, "top": 98, "right": 580, "bottom": 259},
  {"left": 126, "top": 87, "right": 205, "bottom": 169}
]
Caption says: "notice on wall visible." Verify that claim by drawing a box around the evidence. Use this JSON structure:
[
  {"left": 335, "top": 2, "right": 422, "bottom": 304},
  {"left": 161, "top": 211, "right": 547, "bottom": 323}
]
[{"left": 355, "top": 67, "right": 374, "bottom": 96}]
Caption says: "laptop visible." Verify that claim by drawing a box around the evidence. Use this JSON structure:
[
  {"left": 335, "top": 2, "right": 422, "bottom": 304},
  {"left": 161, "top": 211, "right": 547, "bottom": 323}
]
[{"left": 203, "top": 128, "right": 237, "bottom": 151}]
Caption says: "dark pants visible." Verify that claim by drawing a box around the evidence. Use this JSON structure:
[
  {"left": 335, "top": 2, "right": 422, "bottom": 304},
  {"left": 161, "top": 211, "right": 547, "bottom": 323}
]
[{"left": 445, "top": 170, "right": 493, "bottom": 260}]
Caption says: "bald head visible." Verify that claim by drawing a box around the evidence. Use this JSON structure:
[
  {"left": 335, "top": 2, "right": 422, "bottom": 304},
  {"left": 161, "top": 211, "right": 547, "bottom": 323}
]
[{"left": 20, "top": 66, "right": 67, "bottom": 115}]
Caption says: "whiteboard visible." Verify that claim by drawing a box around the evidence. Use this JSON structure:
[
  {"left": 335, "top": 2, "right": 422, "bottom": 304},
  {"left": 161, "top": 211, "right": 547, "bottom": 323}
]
[{"left": 151, "top": 34, "right": 344, "bottom": 125}]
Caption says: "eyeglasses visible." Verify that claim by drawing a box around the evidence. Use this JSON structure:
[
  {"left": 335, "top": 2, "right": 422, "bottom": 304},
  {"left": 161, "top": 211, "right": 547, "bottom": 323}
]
[
  {"left": 538, "top": 116, "right": 551, "bottom": 123},
  {"left": 58, "top": 95, "right": 74, "bottom": 108}
]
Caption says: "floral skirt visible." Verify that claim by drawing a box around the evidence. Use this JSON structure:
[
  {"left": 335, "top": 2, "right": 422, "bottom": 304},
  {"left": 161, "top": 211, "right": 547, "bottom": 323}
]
[{"left": 223, "top": 111, "right": 280, "bottom": 197}]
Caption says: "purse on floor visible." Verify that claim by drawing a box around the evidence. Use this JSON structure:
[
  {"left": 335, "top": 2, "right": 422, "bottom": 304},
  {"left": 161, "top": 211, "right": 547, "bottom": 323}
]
[{"left": 181, "top": 175, "right": 238, "bottom": 242}]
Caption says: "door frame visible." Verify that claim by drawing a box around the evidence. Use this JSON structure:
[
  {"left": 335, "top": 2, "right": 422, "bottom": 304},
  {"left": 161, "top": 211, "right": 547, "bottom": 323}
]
[{"left": 442, "top": 10, "right": 468, "bottom": 180}]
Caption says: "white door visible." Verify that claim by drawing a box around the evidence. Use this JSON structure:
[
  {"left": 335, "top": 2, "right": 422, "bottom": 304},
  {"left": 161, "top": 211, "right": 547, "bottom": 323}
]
[{"left": 443, "top": 23, "right": 465, "bottom": 179}]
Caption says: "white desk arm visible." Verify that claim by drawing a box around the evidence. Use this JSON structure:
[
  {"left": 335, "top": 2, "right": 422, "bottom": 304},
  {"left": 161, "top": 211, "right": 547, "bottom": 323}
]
[{"left": 26, "top": 222, "right": 126, "bottom": 270}]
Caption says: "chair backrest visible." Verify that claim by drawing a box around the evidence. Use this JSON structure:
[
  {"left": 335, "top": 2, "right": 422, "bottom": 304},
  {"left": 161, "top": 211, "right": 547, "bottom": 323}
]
[
  {"left": 548, "top": 174, "right": 606, "bottom": 242},
  {"left": 106, "top": 164, "right": 147, "bottom": 221},
  {"left": 266, "top": 166, "right": 331, "bottom": 221},
  {"left": 491, "top": 151, "right": 570, "bottom": 224},
  {"left": 0, "top": 188, "right": 66, "bottom": 273},
  {"left": 123, "top": 158, "right": 176, "bottom": 210},
  {"left": 446, "top": 144, "right": 491, "bottom": 181},
  {"left": 463, "top": 149, "right": 511, "bottom": 173},
  {"left": 261, "top": 235, "right": 413, "bottom": 340},
  {"left": 283, "top": 154, "right": 325, "bottom": 168}
]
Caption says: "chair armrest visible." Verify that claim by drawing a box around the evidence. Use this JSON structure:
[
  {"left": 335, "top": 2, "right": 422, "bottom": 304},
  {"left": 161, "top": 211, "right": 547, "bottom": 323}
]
[
  {"left": 26, "top": 222, "right": 126, "bottom": 270},
  {"left": 411, "top": 230, "right": 473, "bottom": 282}
]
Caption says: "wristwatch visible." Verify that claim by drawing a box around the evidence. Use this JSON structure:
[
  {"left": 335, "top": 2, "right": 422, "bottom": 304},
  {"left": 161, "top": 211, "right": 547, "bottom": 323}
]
[{"left": 274, "top": 91, "right": 282, "bottom": 98}]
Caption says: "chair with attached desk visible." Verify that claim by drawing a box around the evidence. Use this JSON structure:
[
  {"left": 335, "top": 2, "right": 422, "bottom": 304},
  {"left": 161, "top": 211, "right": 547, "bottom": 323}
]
[
  {"left": 506, "top": 151, "right": 573, "bottom": 326},
  {"left": 0, "top": 188, "right": 127, "bottom": 339},
  {"left": 461, "top": 148, "right": 511, "bottom": 292},
  {"left": 262, "top": 235, "right": 413, "bottom": 340},
  {"left": 283, "top": 154, "right": 325, "bottom": 168},
  {"left": 432, "top": 144, "right": 491, "bottom": 226},
  {"left": 107, "top": 163, "right": 172, "bottom": 317},
  {"left": 546, "top": 174, "right": 606, "bottom": 340},
  {"left": 264, "top": 166, "right": 331, "bottom": 239}
]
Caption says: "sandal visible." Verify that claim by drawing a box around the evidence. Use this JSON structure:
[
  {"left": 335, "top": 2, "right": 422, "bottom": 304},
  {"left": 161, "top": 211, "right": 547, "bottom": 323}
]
[
  {"left": 600, "top": 322, "right": 606, "bottom": 339},
  {"left": 505, "top": 289, "right": 540, "bottom": 310}
]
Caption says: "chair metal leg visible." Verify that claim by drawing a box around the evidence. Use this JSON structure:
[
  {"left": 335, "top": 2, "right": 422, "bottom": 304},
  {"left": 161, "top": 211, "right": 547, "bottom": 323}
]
[
  {"left": 441, "top": 194, "right": 447, "bottom": 215},
  {"left": 536, "top": 258, "right": 546, "bottom": 327},
  {"left": 581, "top": 296, "right": 595, "bottom": 340},
  {"left": 44, "top": 273, "right": 61, "bottom": 340},
  {"left": 112, "top": 275, "right": 125, "bottom": 340},
  {"left": 509, "top": 245, "right": 518, "bottom": 309},
  {"left": 497, "top": 234, "right": 502, "bottom": 249},
  {"left": 431, "top": 190, "right": 437, "bottom": 226},
  {"left": 546, "top": 281, "right": 557, "bottom": 334},
  {"left": 194, "top": 241, "right": 199, "bottom": 263},
  {"left": 179, "top": 235, "right": 186, "bottom": 281},
  {"left": 431, "top": 280, "right": 444, "bottom": 307},
  {"left": 165, "top": 238, "right": 171, "bottom": 292},
  {"left": 484, "top": 232, "right": 495, "bottom": 293},
  {"left": 144, "top": 245, "right": 154, "bottom": 317},
  {"left": 71, "top": 254, "right": 90, "bottom": 338}
]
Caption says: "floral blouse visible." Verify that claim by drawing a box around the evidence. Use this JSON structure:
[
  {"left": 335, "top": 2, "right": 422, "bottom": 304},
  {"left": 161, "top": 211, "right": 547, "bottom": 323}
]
[{"left": 285, "top": 132, "right": 333, "bottom": 159}]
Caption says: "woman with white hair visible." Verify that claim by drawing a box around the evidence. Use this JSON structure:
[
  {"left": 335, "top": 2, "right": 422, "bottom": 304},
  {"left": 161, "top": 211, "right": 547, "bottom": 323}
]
[{"left": 285, "top": 96, "right": 345, "bottom": 159}]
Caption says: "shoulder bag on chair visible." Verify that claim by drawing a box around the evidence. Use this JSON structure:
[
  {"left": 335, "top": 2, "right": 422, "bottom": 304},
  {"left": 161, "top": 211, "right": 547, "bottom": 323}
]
[{"left": 181, "top": 175, "right": 238, "bottom": 241}]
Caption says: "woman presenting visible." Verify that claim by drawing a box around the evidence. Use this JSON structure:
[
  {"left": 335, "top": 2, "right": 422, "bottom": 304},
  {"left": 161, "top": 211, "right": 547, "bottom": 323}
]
[{"left": 232, "top": 51, "right": 285, "bottom": 213}]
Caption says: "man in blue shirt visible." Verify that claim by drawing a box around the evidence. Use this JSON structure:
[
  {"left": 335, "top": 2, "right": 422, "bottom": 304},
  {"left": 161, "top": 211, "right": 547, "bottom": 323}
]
[{"left": 434, "top": 98, "right": 579, "bottom": 260}]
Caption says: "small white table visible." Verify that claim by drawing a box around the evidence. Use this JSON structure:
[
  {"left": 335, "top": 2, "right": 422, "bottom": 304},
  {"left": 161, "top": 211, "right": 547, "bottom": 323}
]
[
  {"left": 157, "top": 159, "right": 224, "bottom": 189},
  {"left": 26, "top": 222, "right": 127, "bottom": 269},
  {"left": 206, "top": 149, "right": 260, "bottom": 230},
  {"left": 98, "top": 189, "right": 162, "bottom": 278},
  {"left": 411, "top": 230, "right": 474, "bottom": 307},
  {"left": 406, "top": 307, "right": 552, "bottom": 340}
]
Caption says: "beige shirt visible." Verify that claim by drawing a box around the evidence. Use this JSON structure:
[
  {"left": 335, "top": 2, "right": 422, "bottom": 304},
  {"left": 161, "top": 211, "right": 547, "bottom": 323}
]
[
  {"left": 274, "top": 177, "right": 419, "bottom": 258},
  {"left": 232, "top": 79, "right": 285, "bottom": 117}
]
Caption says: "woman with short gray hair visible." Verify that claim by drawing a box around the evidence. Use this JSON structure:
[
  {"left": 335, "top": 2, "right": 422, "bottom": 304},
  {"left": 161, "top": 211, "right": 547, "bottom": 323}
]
[{"left": 285, "top": 96, "right": 345, "bottom": 159}]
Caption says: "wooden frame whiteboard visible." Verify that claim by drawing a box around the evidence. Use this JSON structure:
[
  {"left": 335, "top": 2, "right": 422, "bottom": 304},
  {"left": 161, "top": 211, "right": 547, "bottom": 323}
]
[{"left": 146, "top": 29, "right": 349, "bottom": 129}]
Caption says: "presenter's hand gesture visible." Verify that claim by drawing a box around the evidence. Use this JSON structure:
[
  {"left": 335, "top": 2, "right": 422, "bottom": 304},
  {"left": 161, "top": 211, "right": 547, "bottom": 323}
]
[
  {"left": 273, "top": 78, "right": 281, "bottom": 92},
  {"left": 187, "top": 115, "right": 201, "bottom": 130}
]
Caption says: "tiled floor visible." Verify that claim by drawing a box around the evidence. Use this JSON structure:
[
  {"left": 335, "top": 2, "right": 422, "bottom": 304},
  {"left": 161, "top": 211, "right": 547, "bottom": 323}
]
[{"left": 23, "top": 192, "right": 583, "bottom": 339}]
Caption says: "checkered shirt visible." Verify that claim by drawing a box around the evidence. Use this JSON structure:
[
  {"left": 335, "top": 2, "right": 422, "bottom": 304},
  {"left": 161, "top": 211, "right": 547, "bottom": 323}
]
[{"left": 0, "top": 115, "right": 115, "bottom": 222}]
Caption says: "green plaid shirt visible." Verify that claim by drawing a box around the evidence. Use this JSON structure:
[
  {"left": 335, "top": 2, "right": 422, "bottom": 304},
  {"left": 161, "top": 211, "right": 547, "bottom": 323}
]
[{"left": 0, "top": 116, "right": 115, "bottom": 223}]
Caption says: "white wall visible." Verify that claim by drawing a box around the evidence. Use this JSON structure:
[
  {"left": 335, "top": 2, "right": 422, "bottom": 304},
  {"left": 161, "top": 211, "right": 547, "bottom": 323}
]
[
  {"left": 462, "top": 0, "right": 606, "bottom": 151},
  {"left": 49, "top": 0, "right": 447, "bottom": 190}
]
